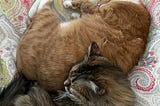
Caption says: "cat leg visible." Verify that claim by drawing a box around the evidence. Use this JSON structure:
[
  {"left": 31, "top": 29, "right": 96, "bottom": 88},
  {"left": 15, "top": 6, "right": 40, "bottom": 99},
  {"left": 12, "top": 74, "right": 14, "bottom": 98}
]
[
  {"left": 31, "top": 0, "right": 60, "bottom": 28},
  {"left": 63, "top": 0, "right": 88, "bottom": 9},
  {"left": 63, "top": 0, "right": 74, "bottom": 8},
  {"left": 28, "top": 0, "right": 60, "bottom": 27},
  {"left": 63, "top": 0, "right": 98, "bottom": 14},
  {"left": 29, "top": 0, "right": 53, "bottom": 18}
]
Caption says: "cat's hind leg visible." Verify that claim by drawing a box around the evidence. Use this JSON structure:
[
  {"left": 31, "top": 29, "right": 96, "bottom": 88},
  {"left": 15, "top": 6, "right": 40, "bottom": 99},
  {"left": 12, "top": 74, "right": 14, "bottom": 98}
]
[
  {"left": 63, "top": 0, "right": 88, "bottom": 10},
  {"left": 28, "top": 0, "right": 41, "bottom": 18},
  {"left": 28, "top": 0, "right": 60, "bottom": 27},
  {"left": 29, "top": 0, "right": 53, "bottom": 18}
]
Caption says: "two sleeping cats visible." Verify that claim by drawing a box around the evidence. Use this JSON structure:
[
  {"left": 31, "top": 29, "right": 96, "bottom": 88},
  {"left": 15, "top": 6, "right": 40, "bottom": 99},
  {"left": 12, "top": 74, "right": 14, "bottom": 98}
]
[
  {"left": 0, "top": 42, "right": 134, "bottom": 106},
  {"left": 16, "top": 0, "right": 150, "bottom": 90},
  {"left": 14, "top": 0, "right": 151, "bottom": 105}
]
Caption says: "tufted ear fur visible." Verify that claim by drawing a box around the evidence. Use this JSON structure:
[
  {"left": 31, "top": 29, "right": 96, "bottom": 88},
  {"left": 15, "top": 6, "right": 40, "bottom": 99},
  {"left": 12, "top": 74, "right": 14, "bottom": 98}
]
[{"left": 87, "top": 42, "right": 102, "bottom": 57}]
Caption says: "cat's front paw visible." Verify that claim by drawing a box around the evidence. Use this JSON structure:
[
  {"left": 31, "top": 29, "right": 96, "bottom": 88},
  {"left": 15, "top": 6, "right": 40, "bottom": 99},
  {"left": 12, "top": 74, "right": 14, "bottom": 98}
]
[
  {"left": 63, "top": 0, "right": 82, "bottom": 10},
  {"left": 63, "top": 0, "right": 73, "bottom": 8}
]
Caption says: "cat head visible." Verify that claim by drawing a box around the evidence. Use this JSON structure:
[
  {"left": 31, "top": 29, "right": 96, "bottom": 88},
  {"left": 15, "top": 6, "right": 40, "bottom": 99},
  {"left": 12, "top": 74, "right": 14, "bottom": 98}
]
[
  {"left": 63, "top": 42, "right": 135, "bottom": 105},
  {"left": 64, "top": 42, "right": 104, "bottom": 86}
]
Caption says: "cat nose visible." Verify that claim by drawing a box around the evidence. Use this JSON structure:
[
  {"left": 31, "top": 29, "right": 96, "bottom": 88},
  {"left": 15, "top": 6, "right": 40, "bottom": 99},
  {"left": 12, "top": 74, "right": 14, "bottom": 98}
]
[{"left": 64, "top": 79, "right": 71, "bottom": 87}]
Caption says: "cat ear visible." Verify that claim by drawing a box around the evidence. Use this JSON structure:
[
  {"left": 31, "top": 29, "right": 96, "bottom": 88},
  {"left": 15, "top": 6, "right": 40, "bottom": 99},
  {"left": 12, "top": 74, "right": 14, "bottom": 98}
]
[{"left": 88, "top": 42, "right": 101, "bottom": 57}]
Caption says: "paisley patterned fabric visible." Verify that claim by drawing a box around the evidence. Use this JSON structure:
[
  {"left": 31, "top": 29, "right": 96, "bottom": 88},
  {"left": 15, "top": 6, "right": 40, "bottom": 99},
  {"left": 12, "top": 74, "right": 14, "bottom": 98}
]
[
  {"left": 129, "top": 0, "right": 160, "bottom": 105},
  {"left": 0, "top": 0, "right": 34, "bottom": 93},
  {"left": 0, "top": 0, "right": 160, "bottom": 105}
]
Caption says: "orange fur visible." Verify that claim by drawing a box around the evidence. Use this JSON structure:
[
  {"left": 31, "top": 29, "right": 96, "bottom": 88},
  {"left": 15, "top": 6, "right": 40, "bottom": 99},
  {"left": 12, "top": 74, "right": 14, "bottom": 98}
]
[{"left": 16, "top": 0, "right": 150, "bottom": 91}]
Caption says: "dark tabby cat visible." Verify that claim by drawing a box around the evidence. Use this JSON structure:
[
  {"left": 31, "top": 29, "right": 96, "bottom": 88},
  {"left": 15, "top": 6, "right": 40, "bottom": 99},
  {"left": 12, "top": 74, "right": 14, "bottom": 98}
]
[
  {"left": 16, "top": 0, "right": 150, "bottom": 91},
  {"left": 54, "top": 42, "right": 135, "bottom": 106},
  {"left": 0, "top": 75, "right": 54, "bottom": 106}
]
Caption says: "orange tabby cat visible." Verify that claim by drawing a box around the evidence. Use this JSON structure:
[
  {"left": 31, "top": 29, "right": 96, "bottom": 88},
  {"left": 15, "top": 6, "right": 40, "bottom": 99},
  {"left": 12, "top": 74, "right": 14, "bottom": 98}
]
[{"left": 16, "top": 0, "right": 150, "bottom": 91}]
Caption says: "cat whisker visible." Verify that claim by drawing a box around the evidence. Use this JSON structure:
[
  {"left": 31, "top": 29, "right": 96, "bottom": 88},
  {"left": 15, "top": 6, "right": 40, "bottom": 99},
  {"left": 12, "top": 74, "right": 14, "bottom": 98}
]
[
  {"left": 65, "top": 86, "right": 70, "bottom": 93},
  {"left": 53, "top": 90, "right": 68, "bottom": 101}
]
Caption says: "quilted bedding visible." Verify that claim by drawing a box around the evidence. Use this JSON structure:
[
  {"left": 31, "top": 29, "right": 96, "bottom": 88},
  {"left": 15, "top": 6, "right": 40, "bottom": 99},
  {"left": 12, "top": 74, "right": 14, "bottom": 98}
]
[{"left": 0, "top": 0, "right": 160, "bottom": 105}]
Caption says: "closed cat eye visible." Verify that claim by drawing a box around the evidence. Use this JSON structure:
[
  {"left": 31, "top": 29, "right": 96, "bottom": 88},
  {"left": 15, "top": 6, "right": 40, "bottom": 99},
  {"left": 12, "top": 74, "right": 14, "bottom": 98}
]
[
  {"left": 64, "top": 73, "right": 81, "bottom": 86},
  {"left": 70, "top": 73, "right": 81, "bottom": 83}
]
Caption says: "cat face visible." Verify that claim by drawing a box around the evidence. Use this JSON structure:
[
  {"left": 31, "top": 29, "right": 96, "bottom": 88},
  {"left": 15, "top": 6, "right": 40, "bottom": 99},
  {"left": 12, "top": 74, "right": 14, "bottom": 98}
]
[
  {"left": 62, "top": 42, "right": 135, "bottom": 105},
  {"left": 64, "top": 42, "right": 104, "bottom": 88}
]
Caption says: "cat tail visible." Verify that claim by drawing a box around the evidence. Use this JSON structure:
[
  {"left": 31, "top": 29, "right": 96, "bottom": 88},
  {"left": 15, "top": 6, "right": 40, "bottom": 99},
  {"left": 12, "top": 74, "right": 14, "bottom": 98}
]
[{"left": 0, "top": 74, "right": 33, "bottom": 103}]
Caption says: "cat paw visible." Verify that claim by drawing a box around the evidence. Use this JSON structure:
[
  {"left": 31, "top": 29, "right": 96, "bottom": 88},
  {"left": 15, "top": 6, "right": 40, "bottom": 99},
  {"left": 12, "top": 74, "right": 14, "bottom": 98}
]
[
  {"left": 71, "top": 12, "right": 81, "bottom": 19},
  {"left": 63, "top": 0, "right": 73, "bottom": 8}
]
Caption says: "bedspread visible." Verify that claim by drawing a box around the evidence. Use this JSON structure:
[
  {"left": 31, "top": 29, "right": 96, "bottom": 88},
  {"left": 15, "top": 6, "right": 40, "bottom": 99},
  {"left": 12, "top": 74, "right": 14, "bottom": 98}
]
[
  {"left": 0, "top": 0, "right": 160, "bottom": 105},
  {"left": 0, "top": 0, "right": 34, "bottom": 93},
  {"left": 129, "top": 0, "right": 160, "bottom": 105}
]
